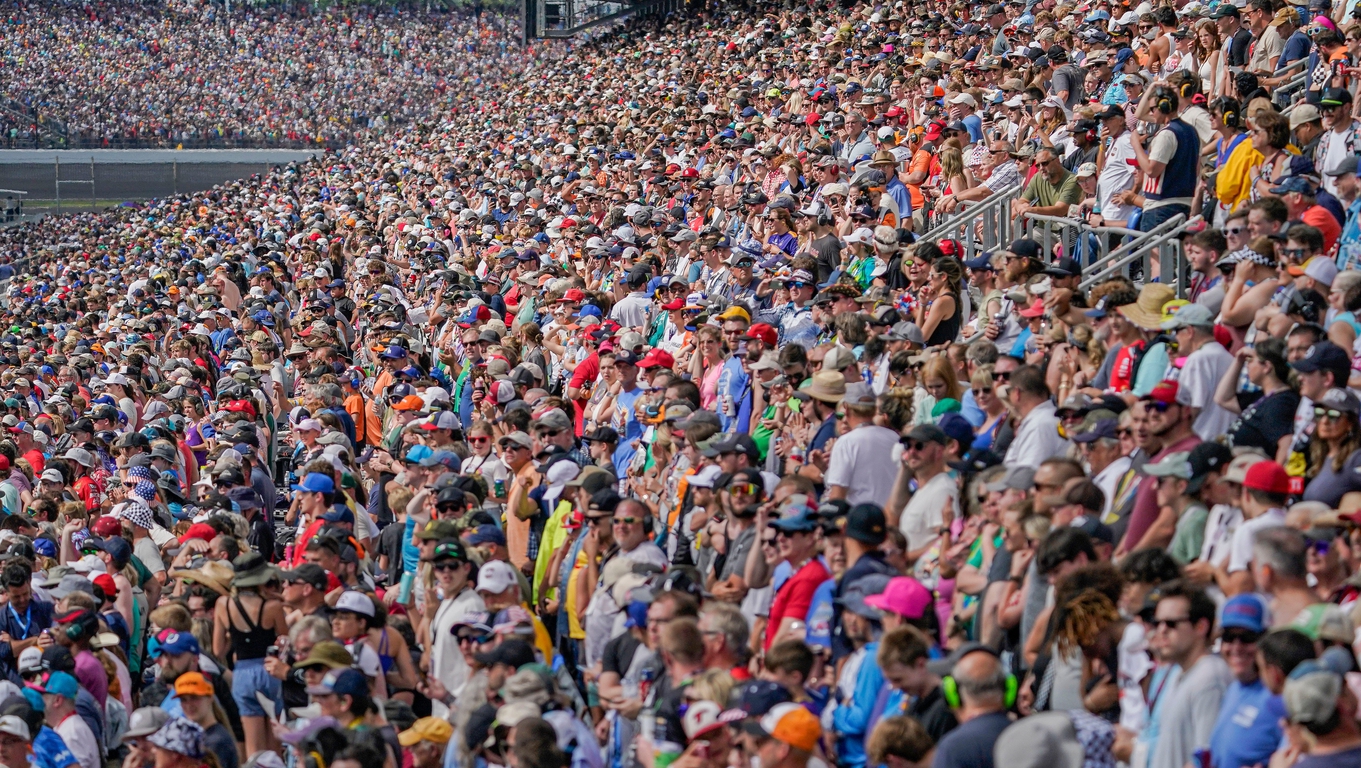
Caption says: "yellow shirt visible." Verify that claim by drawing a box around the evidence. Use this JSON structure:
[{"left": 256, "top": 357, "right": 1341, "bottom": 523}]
[{"left": 1216, "top": 137, "right": 1263, "bottom": 214}]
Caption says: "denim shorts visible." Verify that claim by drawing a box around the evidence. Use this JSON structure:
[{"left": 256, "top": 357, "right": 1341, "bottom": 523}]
[{"left": 231, "top": 657, "right": 282, "bottom": 718}]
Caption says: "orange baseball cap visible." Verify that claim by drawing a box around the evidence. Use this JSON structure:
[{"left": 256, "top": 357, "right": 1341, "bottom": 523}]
[
  {"left": 745, "top": 703, "right": 820, "bottom": 753},
  {"left": 174, "top": 671, "right": 214, "bottom": 697},
  {"left": 393, "top": 395, "right": 426, "bottom": 412}
]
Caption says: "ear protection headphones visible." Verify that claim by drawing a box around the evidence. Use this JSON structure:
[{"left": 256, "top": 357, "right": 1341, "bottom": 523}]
[
  {"left": 1213, "top": 97, "right": 1241, "bottom": 129},
  {"left": 63, "top": 611, "right": 97, "bottom": 643},
  {"left": 814, "top": 201, "right": 835, "bottom": 227},
  {"left": 940, "top": 645, "right": 1019, "bottom": 710},
  {"left": 1152, "top": 86, "right": 1177, "bottom": 116}
]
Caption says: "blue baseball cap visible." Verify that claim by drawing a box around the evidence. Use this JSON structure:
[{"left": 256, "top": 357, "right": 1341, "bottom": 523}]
[
  {"left": 623, "top": 600, "right": 650, "bottom": 629},
  {"left": 305, "top": 668, "right": 369, "bottom": 698},
  {"left": 379, "top": 345, "right": 408, "bottom": 360},
  {"left": 1270, "top": 176, "right": 1318, "bottom": 196},
  {"left": 1221, "top": 593, "right": 1268, "bottom": 634},
  {"left": 419, "top": 450, "right": 462, "bottom": 471},
  {"left": 36, "top": 671, "right": 79, "bottom": 699},
  {"left": 404, "top": 444, "right": 434, "bottom": 464},
  {"left": 291, "top": 473, "right": 335, "bottom": 495},
  {"left": 769, "top": 503, "right": 820, "bottom": 533},
  {"left": 466, "top": 524, "right": 506, "bottom": 547},
  {"left": 150, "top": 628, "right": 201, "bottom": 658},
  {"left": 937, "top": 413, "right": 974, "bottom": 449},
  {"left": 321, "top": 507, "right": 355, "bottom": 525}
]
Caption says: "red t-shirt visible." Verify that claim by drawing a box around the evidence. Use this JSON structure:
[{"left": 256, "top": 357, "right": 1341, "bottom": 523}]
[
  {"left": 766, "top": 558, "right": 831, "bottom": 650},
  {"left": 1122, "top": 434, "right": 1202, "bottom": 551},
  {"left": 1109, "top": 340, "right": 1146, "bottom": 393},
  {"left": 569, "top": 351, "right": 600, "bottom": 437},
  {"left": 23, "top": 449, "right": 43, "bottom": 475},
  {"left": 1301, "top": 205, "right": 1341, "bottom": 254}
]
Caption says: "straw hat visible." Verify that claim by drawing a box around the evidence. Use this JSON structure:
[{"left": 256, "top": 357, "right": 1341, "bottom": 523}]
[
  {"left": 169, "top": 560, "right": 236, "bottom": 597},
  {"left": 800, "top": 371, "right": 847, "bottom": 403},
  {"left": 1116, "top": 284, "right": 1176, "bottom": 331}
]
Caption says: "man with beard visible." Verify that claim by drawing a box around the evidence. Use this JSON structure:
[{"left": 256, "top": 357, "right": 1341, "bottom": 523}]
[
  {"left": 708, "top": 468, "right": 765, "bottom": 604},
  {"left": 1117, "top": 381, "right": 1201, "bottom": 557}
]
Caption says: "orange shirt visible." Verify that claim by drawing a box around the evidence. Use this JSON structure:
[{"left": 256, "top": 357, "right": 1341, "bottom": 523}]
[{"left": 907, "top": 148, "right": 932, "bottom": 211}]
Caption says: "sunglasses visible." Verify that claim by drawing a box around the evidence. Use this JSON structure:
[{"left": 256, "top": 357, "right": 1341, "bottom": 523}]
[
  {"left": 456, "top": 633, "right": 494, "bottom": 644},
  {"left": 613, "top": 516, "right": 641, "bottom": 525},
  {"left": 1221, "top": 628, "right": 1262, "bottom": 645},
  {"left": 1152, "top": 616, "right": 1191, "bottom": 630},
  {"left": 972, "top": 387, "right": 992, "bottom": 396},
  {"left": 992, "top": 370, "right": 1012, "bottom": 381},
  {"left": 469, "top": 436, "right": 491, "bottom": 444},
  {"left": 1307, "top": 537, "right": 1331, "bottom": 555},
  {"left": 901, "top": 440, "right": 934, "bottom": 451},
  {"left": 537, "top": 429, "right": 561, "bottom": 439},
  {"left": 433, "top": 561, "right": 464, "bottom": 572},
  {"left": 1117, "top": 428, "right": 1134, "bottom": 437},
  {"left": 1314, "top": 407, "right": 1347, "bottom": 420},
  {"left": 760, "top": 537, "right": 778, "bottom": 546},
  {"left": 788, "top": 282, "right": 812, "bottom": 289},
  {"left": 1146, "top": 401, "right": 1174, "bottom": 412},
  {"left": 727, "top": 482, "right": 758, "bottom": 496},
  {"left": 1283, "top": 248, "right": 1310, "bottom": 259}
]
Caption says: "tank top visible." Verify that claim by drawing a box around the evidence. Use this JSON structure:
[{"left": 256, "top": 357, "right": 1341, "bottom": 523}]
[
  {"left": 228, "top": 596, "right": 276, "bottom": 661},
  {"left": 925, "top": 293, "right": 963, "bottom": 346}
]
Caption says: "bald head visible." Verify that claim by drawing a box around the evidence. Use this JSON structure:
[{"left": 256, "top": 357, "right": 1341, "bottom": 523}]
[{"left": 952, "top": 649, "right": 1008, "bottom": 711}]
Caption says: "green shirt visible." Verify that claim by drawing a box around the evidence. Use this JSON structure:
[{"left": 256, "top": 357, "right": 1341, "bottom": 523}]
[
  {"left": 1169, "top": 503, "right": 1210, "bottom": 565},
  {"left": 1022, "top": 168, "right": 1082, "bottom": 209}
]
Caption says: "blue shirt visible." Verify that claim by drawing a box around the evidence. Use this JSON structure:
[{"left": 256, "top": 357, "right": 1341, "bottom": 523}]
[
  {"left": 34, "top": 725, "right": 78, "bottom": 768},
  {"left": 963, "top": 114, "right": 984, "bottom": 145},
  {"left": 930, "top": 711, "right": 1011, "bottom": 768},
  {"left": 1209, "top": 679, "right": 1285, "bottom": 768},
  {"left": 803, "top": 578, "right": 836, "bottom": 650},
  {"left": 611, "top": 385, "right": 645, "bottom": 471},
  {"left": 716, "top": 356, "right": 750, "bottom": 433}
]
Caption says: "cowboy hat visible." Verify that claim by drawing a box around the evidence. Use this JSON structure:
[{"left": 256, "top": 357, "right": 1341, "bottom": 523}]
[
  {"left": 1116, "top": 284, "right": 1176, "bottom": 332},
  {"left": 169, "top": 560, "right": 236, "bottom": 597}
]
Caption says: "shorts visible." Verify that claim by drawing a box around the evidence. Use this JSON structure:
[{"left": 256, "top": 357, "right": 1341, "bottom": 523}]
[
  {"left": 231, "top": 657, "right": 282, "bottom": 718},
  {"left": 1138, "top": 203, "right": 1189, "bottom": 234}
]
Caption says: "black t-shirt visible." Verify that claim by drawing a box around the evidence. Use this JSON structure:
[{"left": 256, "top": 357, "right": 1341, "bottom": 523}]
[
  {"left": 602, "top": 632, "right": 643, "bottom": 677},
  {"left": 377, "top": 521, "right": 406, "bottom": 583},
  {"left": 907, "top": 685, "right": 959, "bottom": 744},
  {"left": 1229, "top": 27, "right": 1253, "bottom": 67},
  {"left": 1227, "top": 389, "right": 1301, "bottom": 457},
  {"left": 206, "top": 723, "right": 240, "bottom": 768},
  {"left": 810, "top": 234, "right": 842, "bottom": 285},
  {"left": 931, "top": 710, "right": 1010, "bottom": 768}
]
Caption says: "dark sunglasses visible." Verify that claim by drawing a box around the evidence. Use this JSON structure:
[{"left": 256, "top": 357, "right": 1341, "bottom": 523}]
[
  {"left": 433, "top": 561, "right": 465, "bottom": 572},
  {"left": 992, "top": 370, "right": 1011, "bottom": 381},
  {"left": 901, "top": 440, "right": 934, "bottom": 452},
  {"left": 972, "top": 387, "right": 992, "bottom": 396},
  {"left": 1221, "top": 628, "right": 1262, "bottom": 645},
  {"left": 1152, "top": 616, "right": 1191, "bottom": 630},
  {"left": 613, "top": 516, "right": 641, "bottom": 525},
  {"left": 469, "top": 436, "right": 491, "bottom": 444},
  {"left": 456, "top": 633, "right": 494, "bottom": 644},
  {"left": 1146, "top": 401, "right": 1174, "bottom": 413},
  {"left": 1314, "top": 407, "right": 1347, "bottom": 421},
  {"left": 537, "top": 429, "right": 561, "bottom": 439}
]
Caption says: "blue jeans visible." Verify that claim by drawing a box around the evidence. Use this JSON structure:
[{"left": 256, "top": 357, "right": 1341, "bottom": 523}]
[{"left": 231, "top": 657, "right": 282, "bottom": 717}]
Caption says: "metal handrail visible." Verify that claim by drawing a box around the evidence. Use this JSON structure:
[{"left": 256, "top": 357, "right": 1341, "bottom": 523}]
[{"left": 920, "top": 183, "right": 1022, "bottom": 260}]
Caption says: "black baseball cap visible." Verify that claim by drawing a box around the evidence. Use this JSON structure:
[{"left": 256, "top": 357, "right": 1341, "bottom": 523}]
[
  {"left": 1186, "top": 441, "right": 1234, "bottom": 494},
  {"left": 473, "top": 639, "right": 536, "bottom": 669},
  {"left": 1290, "top": 341, "right": 1351, "bottom": 383},
  {"left": 281, "top": 563, "right": 329, "bottom": 591},
  {"left": 1045, "top": 257, "right": 1083, "bottom": 278},
  {"left": 845, "top": 503, "right": 888, "bottom": 545}
]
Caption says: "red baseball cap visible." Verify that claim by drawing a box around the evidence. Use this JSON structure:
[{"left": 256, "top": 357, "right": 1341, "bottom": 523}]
[
  {"left": 557, "top": 288, "right": 586, "bottom": 303},
  {"left": 637, "top": 349, "right": 676, "bottom": 370},
  {"left": 1019, "top": 300, "right": 1046, "bottom": 318},
  {"left": 1243, "top": 460, "right": 1291, "bottom": 495},
  {"left": 680, "top": 168, "right": 699, "bottom": 179},
  {"left": 91, "top": 516, "right": 123, "bottom": 537},
  {"left": 1142, "top": 380, "right": 1180, "bottom": 406},
  {"left": 179, "top": 522, "right": 218, "bottom": 545},
  {"left": 661, "top": 297, "right": 685, "bottom": 311},
  {"left": 746, "top": 323, "right": 778, "bottom": 347},
  {"left": 92, "top": 574, "right": 117, "bottom": 600}
]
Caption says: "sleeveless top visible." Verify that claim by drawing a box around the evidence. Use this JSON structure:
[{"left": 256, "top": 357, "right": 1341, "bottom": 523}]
[
  {"left": 925, "top": 293, "right": 963, "bottom": 347},
  {"left": 228, "top": 596, "right": 276, "bottom": 661},
  {"left": 1144, "top": 118, "right": 1200, "bottom": 202}
]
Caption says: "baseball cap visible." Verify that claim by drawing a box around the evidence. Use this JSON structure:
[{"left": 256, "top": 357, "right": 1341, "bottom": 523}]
[
  {"left": 472, "top": 638, "right": 536, "bottom": 669},
  {"left": 35, "top": 670, "right": 79, "bottom": 699},
  {"left": 986, "top": 465, "right": 1036, "bottom": 492},
  {"left": 304, "top": 668, "right": 369, "bottom": 698},
  {"left": 1141, "top": 380, "right": 1179, "bottom": 406},
  {"left": 1284, "top": 663, "right": 1342, "bottom": 727},
  {"left": 334, "top": 590, "right": 375, "bottom": 617},
  {"left": 1243, "top": 460, "right": 1290, "bottom": 495},
  {"left": 719, "top": 680, "right": 792, "bottom": 723},
  {"left": 1290, "top": 342, "right": 1351, "bottom": 382},
  {"left": 291, "top": 473, "right": 335, "bottom": 494},
  {"left": 173, "top": 671, "right": 214, "bottom": 697},
  {"left": 399, "top": 717, "right": 454, "bottom": 747},
  {"left": 280, "top": 563, "right": 328, "bottom": 591},
  {"left": 863, "top": 576, "right": 932, "bottom": 619},
  {"left": 1290, "top": 603, "right": 1354, "bottom": 643},
  {"left": 744, "top": 703, "right": 821, "bottom": 753},
  {"left": 768, "top": 503, "right": 820, "bottom": 533},
  {"left": 1220, "top": 593, "right": 1268, "bottom": 634},
  {"left": 844, "top": 503, "right": 887, "bottom": 545},
  {"left": 150, "top": 628, "right": 200, "bottom": 658},
  {"left": 477, "top": 560, "right": 519, "bottom": 594},
  {"left": 682, "top": 700, "right": 726, "bottom": 740},
  {"left": 1071, "top": 418, "right": 1119, "bottom": 443}
]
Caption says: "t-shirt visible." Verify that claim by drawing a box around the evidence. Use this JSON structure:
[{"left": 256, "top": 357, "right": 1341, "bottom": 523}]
[
  {"left": 1302, "top": 449, "right": 1361, "bottom": 508},
  {"left": 1227, "top": 389, "right": 1301, "bottom": 457},
  {"left": 1052, "top": 64, "right": 1088, "bottom": 111},
  {"left": 601, "top": 632, "right": 643, "bottom": 677},
  {"left": 1169, "top": 504, "right": 1210, "bottom": 565},
  {"left": 34, "top": 725, "right": 78, "bottom": 768},
  {"left": 54, "top": 712, "right": 99, "bottom": 768},
  {"left": 1150, "top": 654, "right": 1232, "bottom": 768},
  {"left": 134, "top": 536, "right": 166, "bottom": 575},
  {"left": 206, "top": 722, "right": 240, "bottom": 768},
  {"left": 824, "top": 425, "right": 901, "bottom": 507},
  {"left": 1295, "top": 746, "right": 1361, "bottom": 768},
  {"left": 719, "top": 524, "right": 758, "bottom": 582},
  {"left": 810, "top": 234, "right": 842, "bottom": 285},
  {"left": 900, "top": 472, "right": 957, "bottom": 552},
  {"left": 73, "top": 649, "right": 108, "bottom": 707},
  {"left": 1022, "top": 168, "right": 1082, "bottom": 208},
  {"left": 907, "top": 686, "right": 959, "bottom": 744},
  {"left": 1228, "top": 508, "right": 1287, "bottom": 573},
  {"left": 1144, "top": 128, "right": 1194, "bottom": 208},
  {"left": 1208, "top": 679, "right": 1284, "bottom": 768},
  {"left": 930, "top": 711, "right": 1011, "bottom": 768},
  {"left": 766, "top": 558, "right": 830, "bottom": 650},
  {"left": 1178, "top": 342, "right": 1237, "bottom": 442},
  {"left": 1302, "top": 204, "right": 1342, "bottom": 253},
  {"left": 1249, "top": 25, "right": 1284, "bottom": 74}
]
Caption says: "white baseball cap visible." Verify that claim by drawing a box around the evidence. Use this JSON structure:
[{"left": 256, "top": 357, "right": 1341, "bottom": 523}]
[
  {"left": 334, "top": 590, "right": 375, "bottom": 617},
  {"left": 17, "top": 646, "right": 41, "bottom": 674},
  {"left": 477, "top": 560, "right": 519, "bottom": 595},
  {"left": 0, "top": 715, "right": 28, "bottom": 741}
]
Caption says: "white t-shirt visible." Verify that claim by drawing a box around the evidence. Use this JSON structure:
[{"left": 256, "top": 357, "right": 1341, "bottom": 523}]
[
  {"left": 1227, "top": 507, "right": 1286, "bottom": 573},
  {"left": 1097, "top": 131, "right": 1139, "bottom": 224},
  {"left": 429, "top": 587, "right": 486, "bottom": 717},
  {"left": 1005, "top": 401, "right": 1071, "bottom": 469},
  {"left": 824, "top": 425, "right": 902, "bottom": 507},
  {"left": 1178, "top": 341, "right": 1237, "bottom": 441},
  {"left": 900, "top": 471, "right": 957, "bottom": 551},
  {"left": 56, "top": 711, "right": 100, "bottom": 768}
]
